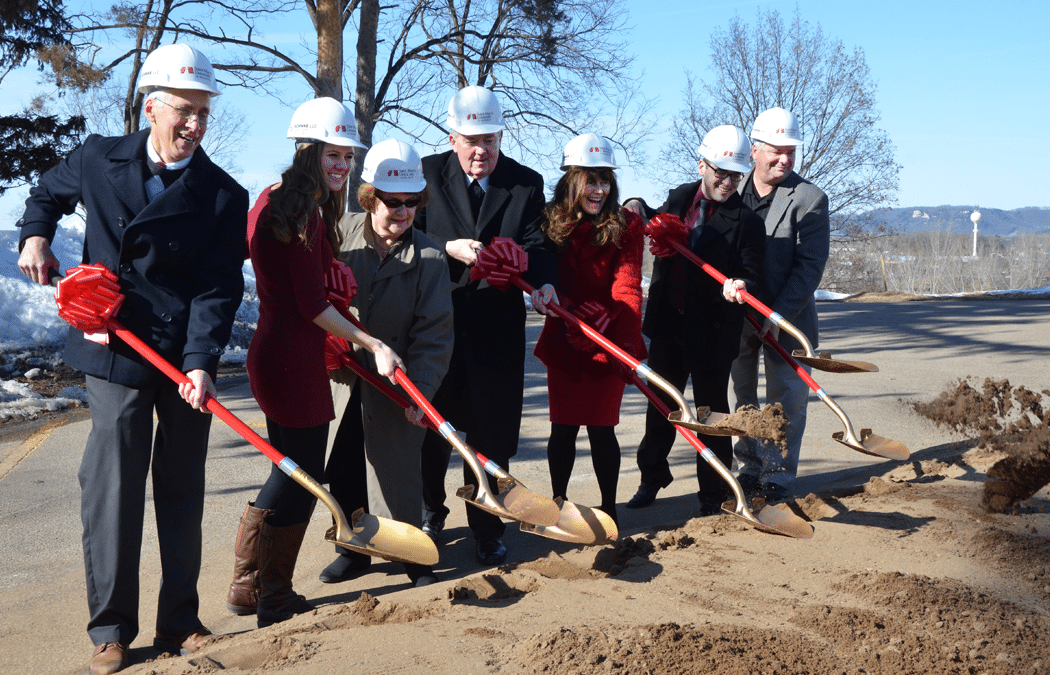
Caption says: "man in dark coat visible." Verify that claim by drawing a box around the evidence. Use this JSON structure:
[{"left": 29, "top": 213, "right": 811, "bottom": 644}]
[
  {"left": 622, "top": 125, "right": 765, "bottom": 514},
  {"left": 413, "top": 86, "right": 557, "bottom": 566},
  {"left": 16, "top": 44, "right": 247, "bottom": 675}
]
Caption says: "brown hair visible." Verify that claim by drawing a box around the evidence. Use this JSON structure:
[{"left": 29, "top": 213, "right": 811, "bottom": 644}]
[
  {"left": 258, "top": 142, "right": 347, "bottom": 252},
  {"left": 542, "top": 166, "right": 626, "bottom": 250}
]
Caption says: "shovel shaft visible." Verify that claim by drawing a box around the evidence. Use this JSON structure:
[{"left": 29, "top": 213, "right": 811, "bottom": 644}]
[
  {"left": 510, "top": 277, "right": 708, "bottom": 426},
  {"left": 743, "top": 314, "right": 863, "bottom": 447},
  {"left": 667, "top": 239, "right": 816, "bottom": 357}
]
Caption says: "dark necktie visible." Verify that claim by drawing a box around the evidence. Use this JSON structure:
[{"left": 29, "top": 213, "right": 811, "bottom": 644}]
[
  {"left": 469, "top": 180, "right": 484, "bottom": 220},
  {"left": 145, "top": 160, "right": 166, "bottom": 202},
  {"left": 670, "top": 198, "right": 710, "bottom": 313}
]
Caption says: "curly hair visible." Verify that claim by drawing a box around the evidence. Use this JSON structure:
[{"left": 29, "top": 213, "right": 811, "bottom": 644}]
[
  {"left": 257, "top": 142, "right": 348, "bottom": 252},
  {"left": 542, "top": 166, "right": 626, "bottom": 250}
]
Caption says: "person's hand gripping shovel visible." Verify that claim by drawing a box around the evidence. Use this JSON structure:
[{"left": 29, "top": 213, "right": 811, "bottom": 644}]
[
  {"left": 325, "top": 334, "right": 615, "bottom": 545},
  {"left": 646, "top": 212, "right": 878, "bottom": 374},
  {"left": 470, "top": 237, "right": 744, "bottom": 437},
  {"left": 52, "top": 263, "right": 438, "bottom": 565}
]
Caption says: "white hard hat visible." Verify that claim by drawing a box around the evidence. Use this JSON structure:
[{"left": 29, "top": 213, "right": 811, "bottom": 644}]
[
  {"left": 750, "top": 107, "right": 804, "bottom": 146},
  {"left": 360, "top": 139, "right": 427, "bottom": 193},
  {"left": 698, "top": 125, "right": 752, "bottom": 174},
  {"left": 447, "top": 86, "right": 505, "bottom": 135},
  {"left": 286, "top": 97, "right": 367, "bottom": 149},
  {"left": 560, "top": 133, "right": 618, "bottom": 171},
  {"left": 137, "top": 44, "right": 221, "bottom": 96}
]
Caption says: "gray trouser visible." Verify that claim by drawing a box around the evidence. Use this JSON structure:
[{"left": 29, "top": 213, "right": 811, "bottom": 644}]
[
  {"left": 729, "top": 322, "right": 811, "bottom": 487},
  {"left": 81, "top": 375, "right": 211, "bottom": 646}
]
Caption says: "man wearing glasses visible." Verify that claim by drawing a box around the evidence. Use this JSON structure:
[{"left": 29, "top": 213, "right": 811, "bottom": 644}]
[
  {"left": 623, "top": 125, "right": 765, "bottom": 515},
  {"left": 730, "top": 107, "right": 830, "bottom": 504},
  {"left": 16, "top": 44, "right": 246, "bottom": 674}
]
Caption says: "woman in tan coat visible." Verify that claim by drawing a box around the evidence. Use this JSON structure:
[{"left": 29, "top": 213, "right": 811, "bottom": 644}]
[{"left": 323, "top": 139, "right": 454, "bottom": 587}]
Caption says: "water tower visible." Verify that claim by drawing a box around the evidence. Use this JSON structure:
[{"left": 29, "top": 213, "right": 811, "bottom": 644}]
[{"left": 970, "top": 208, "right": 981, "bottom": 257}]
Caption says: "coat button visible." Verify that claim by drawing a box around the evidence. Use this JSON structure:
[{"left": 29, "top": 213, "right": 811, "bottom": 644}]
[
  {"left": 169, "top": 241, "right": 179, "bottom": 251},
  {"left": 161, "top": 313, "right": 172, "bottom": 322},
  {"left": 209, "top": 346, "right": 221, "bottom": 354},
  {"left": 118, "top": 218, "right": 126, "bottom": 228},
  {"left": 120, "top": 264, "right": 131, "bottom": 273}
]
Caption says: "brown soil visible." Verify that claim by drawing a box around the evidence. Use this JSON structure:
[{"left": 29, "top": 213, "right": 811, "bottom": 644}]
[
  {"left": 912, "top": 377, "right": 1050, "bottom": 512},
  {"left": 721, "top": 403, "right": 788, "bottom": 454}
]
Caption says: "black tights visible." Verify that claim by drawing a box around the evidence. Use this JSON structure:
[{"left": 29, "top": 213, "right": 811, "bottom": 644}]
[
  {"left": 255, "top": 418, "right": 327, "bottom": 527},
  {"left": 547, "top": 423, "right": 621, "bottom": 523}
]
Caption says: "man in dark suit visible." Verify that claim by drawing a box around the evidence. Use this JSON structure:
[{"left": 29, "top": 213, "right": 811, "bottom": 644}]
[
  {"left": 730, "top": 107, "right": 830, "bottom": 503},
  {"left": 16, "top": 44, "right": 247, "bottom": 675},
  {"left": 413, "top": 85, "right": 557, "bottom": 566},
  {"left": 622, "top": 126, "right": 765, "bottom": 514}
]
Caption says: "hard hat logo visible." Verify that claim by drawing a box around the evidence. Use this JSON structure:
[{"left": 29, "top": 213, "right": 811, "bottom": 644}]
[
  {"left": 361, "top": 139, "right": 426, "bottom": 192},
  {"left": 179, "top": 66, "right": 195, "bottom": 75}
]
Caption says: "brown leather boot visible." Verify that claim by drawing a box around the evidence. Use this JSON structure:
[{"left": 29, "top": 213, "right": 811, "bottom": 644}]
[
  {"left": 256, "top": 520, "right": 314, "bottom": 628},
  {"left": 225, "top": 502, "right": 271, "bottom": 615}
]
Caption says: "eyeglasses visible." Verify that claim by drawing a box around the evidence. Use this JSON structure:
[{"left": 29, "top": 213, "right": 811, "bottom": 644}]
[
  {"left": 376, "top": 194, "right": 423, "bottom": 209},
  {"left": 154, "top": 97, "right": 209, "bottom": 124},
  {"left": 704, "top": 160, "right": 743, "bottom": 183}
]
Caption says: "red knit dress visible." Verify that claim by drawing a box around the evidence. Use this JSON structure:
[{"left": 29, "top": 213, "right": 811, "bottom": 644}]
[
  {"left": 534, "top": 210, "right": 647, "bottom": 426},
  {"left": 246, "top": 188, "right": 336, "bottom": 428}
]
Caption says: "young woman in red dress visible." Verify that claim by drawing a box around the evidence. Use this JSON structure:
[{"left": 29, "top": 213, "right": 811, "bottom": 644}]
[
  {"left": 225, "top": 98, "right": 403, "bottom": 628},
  {"left": 533, "top": 134, "right": 647, "bottom": 526}
]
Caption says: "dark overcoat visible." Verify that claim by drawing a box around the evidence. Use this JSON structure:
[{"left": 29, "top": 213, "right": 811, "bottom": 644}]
[
  {"left": 18, "top": 129, "right": 248, "bottom": 387},
  {"left": 412, "top": 149, "right": 557, "bottom": 458},
  {"left": 639, "top": 182, "right": 765, "bottom": 365}
]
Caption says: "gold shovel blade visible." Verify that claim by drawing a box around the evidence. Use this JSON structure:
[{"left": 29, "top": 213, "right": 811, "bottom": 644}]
[
  {"left": 520, "top": 498, "right": 618, "bottom": 545},
  {"left": 832, "top": 429, "right": 910, "bottom": 461},
  {"left": 325, "top": 508, "right": 439, "bottom": 565},
  {"left": 792, "top": 349, "right": 879, "bottom": 374},
  {"left": 456, "top": 481, "right": 561, "bottom": 527},
  {"left": 667, "top": 409, "right": 746, "bottom": 436},
  {"left": 722, "top": 499, "right": 814, "bottom": 539}
]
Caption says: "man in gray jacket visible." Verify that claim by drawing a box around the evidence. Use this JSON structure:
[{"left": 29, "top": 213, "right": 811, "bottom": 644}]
[{"left": 729, "top": 107, "right": 829, "bottom": 502}]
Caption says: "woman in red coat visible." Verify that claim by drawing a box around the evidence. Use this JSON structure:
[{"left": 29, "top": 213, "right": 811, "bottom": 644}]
[
  {"left": 533, "top": 134, "right": 647, "bottom": 526},
  {"left": 226, "top": 98, "right": 403, "bottom": 628}
]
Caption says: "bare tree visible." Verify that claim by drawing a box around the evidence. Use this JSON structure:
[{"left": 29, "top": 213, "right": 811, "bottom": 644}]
[{"left": 661, "top": 6, "right": 899, "bottom": 241}]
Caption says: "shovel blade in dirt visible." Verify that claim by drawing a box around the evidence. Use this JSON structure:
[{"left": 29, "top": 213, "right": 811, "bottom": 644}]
[
  {"left": 520, "top": 498, "right": 618, "bottom": 545},
  {"left": 325, "top": 507, "right": 439, "bottom": 565},
  {"left": 833, "top": 428, "right": 910, "bottom": 461},
  {"left": 723, "top": 498, "right": 814, "bottom": 539}
]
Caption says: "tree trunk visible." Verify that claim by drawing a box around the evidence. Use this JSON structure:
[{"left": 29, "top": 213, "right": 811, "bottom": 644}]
[
  {"left": 315, "top": 0, "right": 343, "bottom": 99},
  {"left": 348, "top": 0, "right": 378, "bottom": 204}
]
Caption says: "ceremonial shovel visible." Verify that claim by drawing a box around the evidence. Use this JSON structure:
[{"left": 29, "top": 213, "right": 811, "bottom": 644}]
[
  {"left": 645, "top": 212, "right": 878, "bottom": 374},
  {"left": 53, "top": 263, "right": 438, "bottom": 565}
]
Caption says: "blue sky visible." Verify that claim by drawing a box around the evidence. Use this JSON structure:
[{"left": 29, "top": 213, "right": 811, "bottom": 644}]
[{"left": 2, "top": 0, "right": 1048, "bottom": 229}]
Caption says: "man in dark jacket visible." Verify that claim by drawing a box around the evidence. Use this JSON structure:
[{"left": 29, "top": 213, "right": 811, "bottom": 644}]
[
  {"left": 622, "top": 125, "right": 765, "bottom": 514},
  {"left": 413, "top": 86, "right": 557, "bottom": 566},
  {"left": 16, "top": 44, "right": 247, "bottom": 675}
]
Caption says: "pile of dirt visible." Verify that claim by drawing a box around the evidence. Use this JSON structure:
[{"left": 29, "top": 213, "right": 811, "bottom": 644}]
[{"left": 913, "top": 377, "right": 1050, "bottom": 511}]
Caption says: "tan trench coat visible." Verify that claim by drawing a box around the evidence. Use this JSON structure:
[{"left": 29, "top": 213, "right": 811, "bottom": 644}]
[{"left": 326, "top": 212, "right": 454, "bottom": 523}]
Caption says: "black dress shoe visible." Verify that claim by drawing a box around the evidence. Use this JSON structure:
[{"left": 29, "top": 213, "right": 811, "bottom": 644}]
[
  {"left": 625, "top": 482, "right": 660, "bottom": 509},
  {"left": 697, "top": 500, "right": 723, "bottom": 517},
  {"left": 318, "top": 551, "right": 371, "bottom": 583},
  {"left": 421, "top": 520, "right": 443, "bottom": 544},
  {"left": 475, "top": 538, "right": 507, "bottom": 566}
]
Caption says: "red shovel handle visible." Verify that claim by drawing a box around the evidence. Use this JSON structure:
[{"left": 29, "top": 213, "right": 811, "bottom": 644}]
[{"left": 744, "top": 313, "right": 821, "bottom": 393}]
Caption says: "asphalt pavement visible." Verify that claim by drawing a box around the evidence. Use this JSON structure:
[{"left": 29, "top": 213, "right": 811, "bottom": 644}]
[{"left": 2, "top": 299, "right": 1049, "bottom": 674}]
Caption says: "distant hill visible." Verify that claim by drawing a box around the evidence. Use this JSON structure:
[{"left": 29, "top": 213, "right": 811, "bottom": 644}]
[{"left": 869, "top": 206, "right": 1050, "bottom": 237}]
